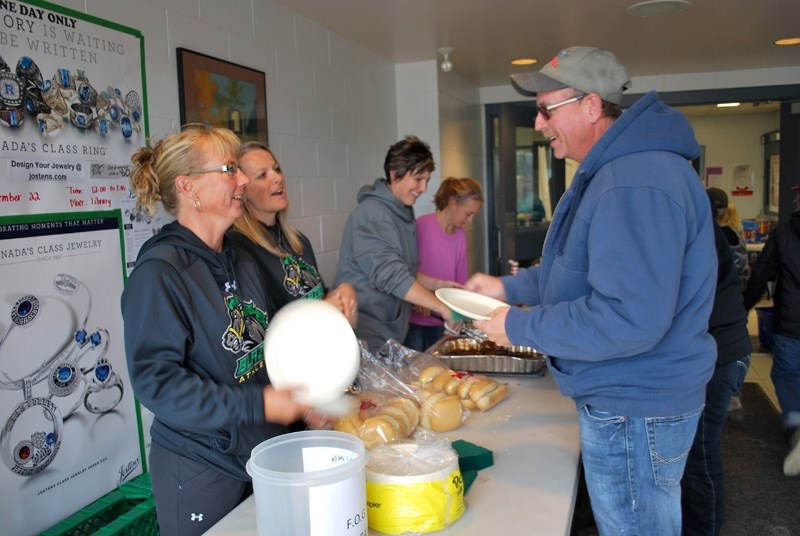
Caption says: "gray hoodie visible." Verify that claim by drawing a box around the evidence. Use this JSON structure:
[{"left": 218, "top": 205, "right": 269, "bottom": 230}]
[{"left": 334, "top": 178, "right": 418, "bottom": 351}]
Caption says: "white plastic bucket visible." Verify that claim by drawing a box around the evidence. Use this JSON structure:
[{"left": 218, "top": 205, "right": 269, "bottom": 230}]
[{"left": 246, "top": 430, "right": 367, "bottom": 536}]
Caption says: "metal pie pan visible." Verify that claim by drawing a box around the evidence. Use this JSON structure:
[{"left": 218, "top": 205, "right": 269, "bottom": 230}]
[{"left": 431, "top": 337, "right": 546, "bottom": 375}]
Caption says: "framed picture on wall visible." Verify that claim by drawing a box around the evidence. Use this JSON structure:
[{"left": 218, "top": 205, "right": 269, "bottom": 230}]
[{"left": 177, "top": 48, "right": 268, "bottom": 143}]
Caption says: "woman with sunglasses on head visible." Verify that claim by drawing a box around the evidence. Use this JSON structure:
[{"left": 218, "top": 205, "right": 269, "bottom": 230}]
[
  {"left": 229, "top": 141, "right": 357, "bottom": 326},
  {"left": 404, "top": 177, "right": 484, "bottom": 351},
  {"left": 121, "top": 125, "right": 317, "bottom": 536}
]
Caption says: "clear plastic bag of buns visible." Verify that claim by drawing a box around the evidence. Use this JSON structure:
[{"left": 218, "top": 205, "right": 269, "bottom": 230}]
[
  {"left": 333, "top": 340, "right": 423, "bottom": 449},
  {"left": 414, "top": 360, "right": 508, "bottom": 413},
  {"left": 334, "top": 391, "right": 422, "bottom": 449}
]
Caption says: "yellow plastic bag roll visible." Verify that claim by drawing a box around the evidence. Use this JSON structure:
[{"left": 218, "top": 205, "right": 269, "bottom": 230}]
[{"left": 365, "top": 442, "right": 465, "bottom": 534}]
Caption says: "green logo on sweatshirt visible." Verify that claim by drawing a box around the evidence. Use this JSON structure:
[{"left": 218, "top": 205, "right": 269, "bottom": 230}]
[
  {"left": 223, "top": 294, "right": 269, "bottom": 381},
  {"left": 282, "top": 255, "right": 323, "bottom": 299}
]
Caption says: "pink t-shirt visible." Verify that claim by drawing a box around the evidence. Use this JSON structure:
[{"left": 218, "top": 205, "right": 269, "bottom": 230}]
[{"left": 411, "top": 212, "right": 468, "bottom": 327}]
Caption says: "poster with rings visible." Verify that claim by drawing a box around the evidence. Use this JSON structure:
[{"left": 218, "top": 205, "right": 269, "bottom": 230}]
[
  {"left": 0, "top": 0, "right": 148, "bottom": 217},
  {"left": 0, "top": 210, "right": 140, "bottom": 536}
]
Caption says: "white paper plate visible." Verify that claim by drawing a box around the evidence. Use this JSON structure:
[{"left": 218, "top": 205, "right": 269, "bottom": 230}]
[
  {"left": 265, "top": 299, "right": 360, "bottom": 406},
  {"left": 435, "top": 288, "right": 508, "bottom": 321}
]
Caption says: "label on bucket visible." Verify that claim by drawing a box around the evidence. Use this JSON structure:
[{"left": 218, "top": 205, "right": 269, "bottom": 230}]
[
  {"left": 366, "top": 468, "right": 465, "bottom": 534},
  {"left": 304, "top": 446, "right": 368, "bottom": 536}
]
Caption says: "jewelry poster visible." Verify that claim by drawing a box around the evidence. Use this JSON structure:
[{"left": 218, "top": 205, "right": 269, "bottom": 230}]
[
  {"left": 0, "top": 210, "right": 140, "bottom": 536},
  {"left": 0, "top": 0, "right": 147, "bottom": 217}
]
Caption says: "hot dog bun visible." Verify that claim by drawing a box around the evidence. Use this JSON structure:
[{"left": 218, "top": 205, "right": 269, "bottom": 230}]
[{"left": 476, "top": 383, "right": 508, "bottom": 411}]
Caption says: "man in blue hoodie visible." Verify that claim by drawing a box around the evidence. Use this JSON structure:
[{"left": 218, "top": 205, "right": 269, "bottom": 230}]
[{"left": 465, "top": 47, "right": 716, "bottom": 534}]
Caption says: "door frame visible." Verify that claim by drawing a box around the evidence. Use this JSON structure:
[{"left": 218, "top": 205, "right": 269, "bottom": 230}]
[{"left": 484, "top": 84, "right": 800, "bottom": 274}]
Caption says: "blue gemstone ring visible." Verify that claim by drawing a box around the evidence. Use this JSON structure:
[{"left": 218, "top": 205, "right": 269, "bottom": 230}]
[
  {"left": 0, "top": 71, "right": 24, "bottom": 107},
  {"left": 83, "top": 359, "right": 123, "bottom": 414},
  {"left": 48, "top": 361, "right": 83, "bottom": 397},
  {"left": 69, "top": 102, "right": 94, "bottom": 129},
  {"left": 37, "top": 113, "right": 63, "bottom": 135},
  {"left": 11, "top": 295, "right": 39, "bottom": 326},
  {"left": 0, "top": 106, "right": 24, "bottom": 128},
  {"left": 16, "top": 56, "right": 43, "bottom": 89}
]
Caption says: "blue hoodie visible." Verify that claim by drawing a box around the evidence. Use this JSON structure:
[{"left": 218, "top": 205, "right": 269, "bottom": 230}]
[{"left": 503, "top": 91, "right": 716, "bottom": 418}]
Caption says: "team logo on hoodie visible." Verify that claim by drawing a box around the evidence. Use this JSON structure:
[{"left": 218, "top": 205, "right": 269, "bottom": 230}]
[
  {"left": 223, "top": 294, "right": 269, "bottom": 380},
  {"left": 282, "top": 255, "right": 323, "bottom": 299}
]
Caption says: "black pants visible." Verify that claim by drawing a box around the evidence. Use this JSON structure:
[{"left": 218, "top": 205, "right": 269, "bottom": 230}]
[{"left": 149, "top": 442, "right": 251, "bottom": 535}]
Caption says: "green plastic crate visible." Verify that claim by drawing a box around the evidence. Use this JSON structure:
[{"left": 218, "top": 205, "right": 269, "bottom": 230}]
[
  {"left": 39, "top": 473, "right": 158, "bottom": 536},
  {"left": 95, "top": 497, "right": 157, "bottom": 536}
]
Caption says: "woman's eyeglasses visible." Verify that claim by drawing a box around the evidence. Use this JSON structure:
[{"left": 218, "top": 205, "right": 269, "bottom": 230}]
[
  {"left": 536, "top": 93, "right": 588, "bottom": 121},
  {"left": 187, "top": 164, "right": 240, "bottom": 177}
]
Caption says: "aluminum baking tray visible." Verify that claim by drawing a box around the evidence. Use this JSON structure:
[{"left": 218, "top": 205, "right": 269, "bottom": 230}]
[{"left": 431, "top": 337, "right": 546, "bottom": 376}]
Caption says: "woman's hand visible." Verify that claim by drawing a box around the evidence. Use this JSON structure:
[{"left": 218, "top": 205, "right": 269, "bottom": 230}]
[
  {"left": 262, "top": 386, "right": 337, "bottom": 428},
  {"left": 325, "top": 283, "right": 358, "bottom": 327},
  {"left": 262, "top": 385, "right": 310, "bottom": 425}
]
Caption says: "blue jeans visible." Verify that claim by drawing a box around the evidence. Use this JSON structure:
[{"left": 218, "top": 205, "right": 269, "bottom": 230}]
[
  {"left": 681, "top": 355, "right": 750, "bottom": 536},
  {"left": 404, "top": 323, "right": 444, "bottom": 352},
  {"left": 771, "top": 333, "right": 800, "bottom": 429},
  {"left": 579, "top": 404, "right": 703, "bottom": 536}
]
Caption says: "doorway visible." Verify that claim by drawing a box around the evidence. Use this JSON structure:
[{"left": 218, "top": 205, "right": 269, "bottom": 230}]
[
  {"left": 484, "top": 85, "right": 800, "bottom": 276},
  {"left": 484, "top": 102, "right": 566, "bottom": 276}
]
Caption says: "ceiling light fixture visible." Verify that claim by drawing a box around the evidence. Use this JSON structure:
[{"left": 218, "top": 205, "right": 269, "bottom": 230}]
[
  {"left": 438, "top": 47, "right": 453, "bottom": 73},
  {"left": 511, "top": 58, "right": 538, "bottom": 66},
  {"left": 717, "top": 102, "right": 741, "bottom": 108},
  {"left": 626, "top": 0, "right": 691, "bottom": 17},
  {"left": 775, "top": 37, "right": 800, "bottom": 46}
]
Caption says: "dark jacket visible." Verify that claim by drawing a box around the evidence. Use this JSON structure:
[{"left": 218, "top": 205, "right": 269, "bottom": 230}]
[
  {"left": 710, "top": 222, "right": 752, "bottom": 365},
  {"left": 229, "top": 224, "right": 325, "bottom": 315},
  {"left": 121, "top": 221, "right": 284, "bottom": 481},
  {"left": 744, "top": 210, "right": 800, "bottom": 338}
]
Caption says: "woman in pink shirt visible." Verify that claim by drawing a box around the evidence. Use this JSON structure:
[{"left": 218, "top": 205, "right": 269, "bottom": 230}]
[{"left": 405, "top": 177, "right": 484, "bottom": 351}]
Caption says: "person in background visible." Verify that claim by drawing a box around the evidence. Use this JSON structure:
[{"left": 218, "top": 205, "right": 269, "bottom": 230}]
[
  {"left": 681, "top": 205, "right": 751, "bottom": 536},
  {"left": 720, "top": 200, "right": 747, "bottom": 248},
  {"left": 229, "top": 142, "right": 357, "bottom": 326},
  {"left": 121, "top": 125, "right": 318, "bottom": 535},
  {"left": 465, "top": 46, "right": 716, "bottom": 533},
  {"left": 404, "top": 177, "right": 484, "bottom": 351},
  {"left": 516, "top": 182, "right": 546, "bottom": 224},
  {"left": 707, "top": 188, "right": 750, "bottom": 419},
  {"left": 743, "top": 183, "right": 800, "bottom": 477},
  {"left": 334, "top": 135, "right": 457, "bottom": 352},
  {"left": 707, "top": 187, "right": 750, "bottom": 289}
]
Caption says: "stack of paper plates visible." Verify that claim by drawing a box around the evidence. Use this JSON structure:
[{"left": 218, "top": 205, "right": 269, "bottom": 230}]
[
  {"left": 435, "top": 288, "right": 508, "bottom": 321},
  {"left": 265, "top": 299, "right": 360, "bottom": 411}
]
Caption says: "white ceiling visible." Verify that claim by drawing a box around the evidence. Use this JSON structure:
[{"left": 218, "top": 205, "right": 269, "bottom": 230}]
[{"left": 271, "top": 0, "right": 800, "bottom": 90}]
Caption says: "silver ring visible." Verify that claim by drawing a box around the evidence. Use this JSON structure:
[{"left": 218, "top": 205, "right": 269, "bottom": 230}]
[
  {"left": 69, "top": 102, "right": 94, "bottom": 129},
  {"left": 83, "top": 357, "right": 123, "bottom": 414},
  {"left": 55, "top": 68, "right": 74, "bottom": 90},
  {"left": 0, "top": 71, "right": 24, "bottom": 107},
  {"left": 77, "top": 81, "right": 97, "bottom": 107},
  {"left": 16, "top": 56, "right": 43, "bottom": 90}
]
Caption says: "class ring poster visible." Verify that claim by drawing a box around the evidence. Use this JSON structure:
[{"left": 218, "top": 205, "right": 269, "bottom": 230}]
[
  {"left": 0, "top": 211, "right": 140, "bottom": 536},
  {"left": 0, "top": 0, "right": 148, "bottom": 217}
]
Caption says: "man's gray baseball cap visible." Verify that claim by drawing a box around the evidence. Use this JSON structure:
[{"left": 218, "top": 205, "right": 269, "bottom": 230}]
[{"left": 511, "top": 46, "right": 631, "bottom": 105}]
